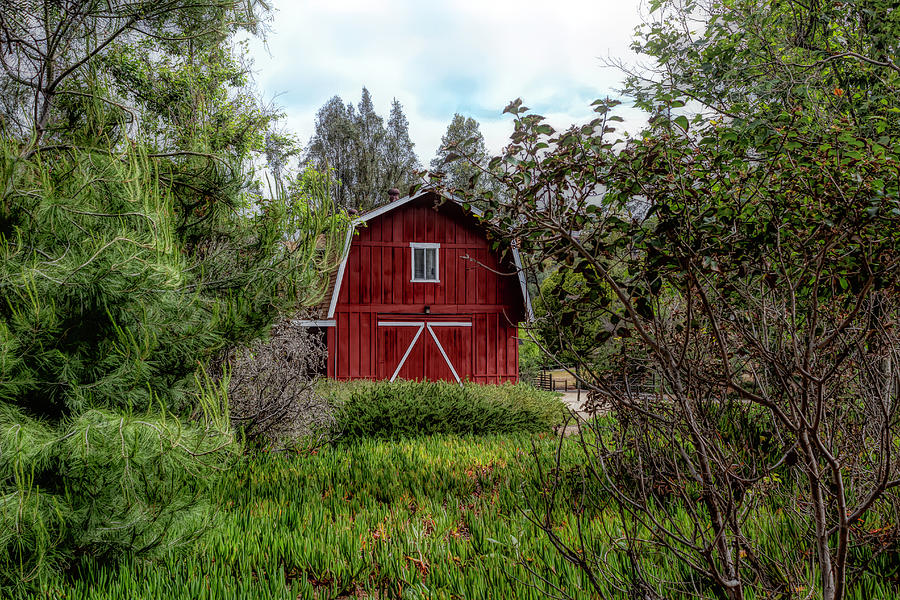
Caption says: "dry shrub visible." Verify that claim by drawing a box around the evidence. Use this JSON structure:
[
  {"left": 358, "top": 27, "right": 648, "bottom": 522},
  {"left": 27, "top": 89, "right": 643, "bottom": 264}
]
[{"left": 226, "top": 321, "right": 332, "bottom": 449}]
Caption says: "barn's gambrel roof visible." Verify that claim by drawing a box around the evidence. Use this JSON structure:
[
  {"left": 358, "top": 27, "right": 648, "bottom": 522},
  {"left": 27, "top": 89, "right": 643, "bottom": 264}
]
[{"left": 322, "top": 187, "right": 533, "bottom": 322}]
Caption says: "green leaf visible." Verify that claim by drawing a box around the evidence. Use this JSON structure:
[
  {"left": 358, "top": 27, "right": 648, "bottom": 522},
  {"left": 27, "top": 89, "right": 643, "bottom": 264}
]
[{"left": 503, "top": 99, "right": 523, "bottom": 115}]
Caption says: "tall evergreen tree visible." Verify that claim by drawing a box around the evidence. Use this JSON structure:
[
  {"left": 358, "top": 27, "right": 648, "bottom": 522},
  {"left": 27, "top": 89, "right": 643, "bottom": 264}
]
[
  {"left": 305, "top": 89, "right": 421, "bottom": 211},
  {"left": 430, "top": 113, "right": 489, "bottom": 192},
  {"left": 384, "top": 98, "right": 422, "bottom": 195},
  {"left": 306, "top": 96, "right": 358, "bottom": 209},
  {"left": 352, "top": 87, "right": 387, "bottom": 208}
]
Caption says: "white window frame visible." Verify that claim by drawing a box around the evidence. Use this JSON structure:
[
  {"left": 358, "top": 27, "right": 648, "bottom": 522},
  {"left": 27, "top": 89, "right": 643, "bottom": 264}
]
[{"left": 409, "top": 242, "right": 440, "bottom": 282}]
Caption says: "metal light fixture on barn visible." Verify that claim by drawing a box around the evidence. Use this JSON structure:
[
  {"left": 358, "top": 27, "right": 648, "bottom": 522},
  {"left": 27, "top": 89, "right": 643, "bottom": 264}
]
[{"left": 424, "top": 306, "right": 431, "bottom": 314}]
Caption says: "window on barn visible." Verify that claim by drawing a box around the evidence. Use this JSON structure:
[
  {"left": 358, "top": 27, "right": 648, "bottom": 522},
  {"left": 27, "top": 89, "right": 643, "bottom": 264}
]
[{"left": 410, "top": 243, "right": 439, "bottom": 282}]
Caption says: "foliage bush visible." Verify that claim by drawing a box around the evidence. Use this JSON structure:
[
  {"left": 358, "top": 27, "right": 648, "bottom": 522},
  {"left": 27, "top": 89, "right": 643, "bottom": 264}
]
[
  {"left": 532, "top": 268, "right": 608, "bottom": 364},
  {"left": 533, "top": 267, "right": 652, "bottom": 383},
  {"left": 324, "top": 381, "right": 566, "bottom": 440},
  {"left": 517, "top": 327, "right": 544, "bottom": 381},
  {"left": 449, "top": 0, "right": 900, "bottom": 593}
]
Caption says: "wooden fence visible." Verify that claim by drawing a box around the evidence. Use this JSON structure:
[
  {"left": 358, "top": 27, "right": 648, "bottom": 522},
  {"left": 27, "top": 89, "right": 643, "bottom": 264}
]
[
  {"left": 532, "top": 370, "right": 577, "bottom": 392},
  {"left": 532, "top": 370, "right": 657, "bottom": 395}
]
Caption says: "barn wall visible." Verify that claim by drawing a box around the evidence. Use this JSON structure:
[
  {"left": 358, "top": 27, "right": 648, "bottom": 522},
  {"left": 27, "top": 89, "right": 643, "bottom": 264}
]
[
  {"left": 337, "top": 199, "right": 522, "bottom": 312},
  {"left": 331, "top": 195, "right": 522, "bottom": 383},
  {"left": 331, "top": 312, "right": 519, "bottom": 383}
]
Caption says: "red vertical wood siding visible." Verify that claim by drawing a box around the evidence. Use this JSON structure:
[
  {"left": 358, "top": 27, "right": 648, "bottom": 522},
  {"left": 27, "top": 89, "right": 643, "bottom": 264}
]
[{"left": 331, "top": 192, "right": 524, "bottom": 383}]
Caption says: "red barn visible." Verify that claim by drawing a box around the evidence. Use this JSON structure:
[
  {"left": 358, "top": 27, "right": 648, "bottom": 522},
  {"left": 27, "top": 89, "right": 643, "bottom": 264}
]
[{"left": 301, "top": 188, "right": 532, "bottom": 383}]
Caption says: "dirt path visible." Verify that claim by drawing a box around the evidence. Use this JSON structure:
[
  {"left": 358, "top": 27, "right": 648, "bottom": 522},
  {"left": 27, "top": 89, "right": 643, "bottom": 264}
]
[{"left": 558, "top": 390, "right": 589, "bottom": 413}]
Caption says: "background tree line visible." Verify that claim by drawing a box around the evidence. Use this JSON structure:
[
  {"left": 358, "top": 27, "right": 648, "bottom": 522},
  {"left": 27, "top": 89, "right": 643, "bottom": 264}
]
[
  {"left": 304, "top": 88, "right": 420, "bottom": 211},
  {"left": 305, "top": 90, "right": 494, "bottom": 210}
]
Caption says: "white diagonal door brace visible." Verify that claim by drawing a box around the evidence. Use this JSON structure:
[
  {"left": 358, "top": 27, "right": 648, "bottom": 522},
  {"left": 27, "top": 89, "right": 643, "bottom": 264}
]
[
  {"left": 377, "top": 320, "right": 473, "bottom": 383},
  {"left": 426, "top": 324, "right": 461, "bottom": 383},
  {"left": 425, "top": 322, "right": 472, "bottom": 385},
  {"left": 378, "top": 321, "right": 425, "bottom": 382}
]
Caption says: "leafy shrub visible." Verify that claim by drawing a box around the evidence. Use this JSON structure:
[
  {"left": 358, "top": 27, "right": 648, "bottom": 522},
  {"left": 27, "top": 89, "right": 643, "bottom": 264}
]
[
  {"left": 517, "top": 327, "right": 544, "bottom": 381},
  {"left": 324, "top": 380, "right": 566, "bottom": 440}
]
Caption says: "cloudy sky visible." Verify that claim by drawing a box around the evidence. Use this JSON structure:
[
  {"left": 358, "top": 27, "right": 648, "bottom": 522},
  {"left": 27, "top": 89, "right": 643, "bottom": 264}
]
[{"left": 246, "top": 0, "right": 649, "bottom": 163}]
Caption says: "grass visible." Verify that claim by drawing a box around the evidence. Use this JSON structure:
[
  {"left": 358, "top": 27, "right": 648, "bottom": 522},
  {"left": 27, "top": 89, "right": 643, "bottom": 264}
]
[
  {"left": 28, "top": 429, "right": 900, "bottom": 600},
  {"left": 37, "top": 433, "right": 595, "bottom": 599}
]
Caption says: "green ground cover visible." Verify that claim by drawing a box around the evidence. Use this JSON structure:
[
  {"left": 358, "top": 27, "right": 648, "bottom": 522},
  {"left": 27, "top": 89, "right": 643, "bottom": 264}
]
[
  {"left": 27, "top": 429, "right": 898, "bottom": 599},
  {"left": 39, "top": 434, "right": 595, "bottom": 599}
]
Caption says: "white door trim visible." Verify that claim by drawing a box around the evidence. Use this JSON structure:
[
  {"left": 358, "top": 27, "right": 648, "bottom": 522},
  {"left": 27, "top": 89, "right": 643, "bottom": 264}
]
[
  {"left": 426, "top": 324, "right": 462, "bottom": 383},
  {"left": 377, "top": 319, "right": 471, "bottom": 384},
  {"left": 378, "top": 321, "right": 471, "bottom": 327}
]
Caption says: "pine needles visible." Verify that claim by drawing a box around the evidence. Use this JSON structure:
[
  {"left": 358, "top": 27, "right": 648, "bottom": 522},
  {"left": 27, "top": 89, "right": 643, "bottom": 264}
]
[{"left": 0, "top": 96, "right": 337, "bottom": 593}]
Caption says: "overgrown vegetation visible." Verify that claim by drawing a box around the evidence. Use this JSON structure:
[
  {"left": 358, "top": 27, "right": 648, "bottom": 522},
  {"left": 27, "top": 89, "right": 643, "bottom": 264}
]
[
  {"left": 324, "top": 381, "right": 565, "bottom": 440},
  {"left": 445, "top": 0, "right": 900, "bottom": 598},
  {"left": 26, "top": 430, "right": 900, "bottom": 599},
  {"left": 0, "top": 1, "right": 340, "bottom": 591},
  {"left": 4, "top": 0, "right": 898, "bottom": 597},
  {"left": 226, "top": 320, "right": 331, "bottom": 450}
]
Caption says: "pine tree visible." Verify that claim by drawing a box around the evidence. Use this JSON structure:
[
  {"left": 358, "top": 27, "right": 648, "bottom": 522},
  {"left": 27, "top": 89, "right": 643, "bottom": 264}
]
[
  {"left": 0, "top": 1, "right": 340, "bottom": 590},
  {"left": 384, "top": 98, "right": 422, "bottom": 195},
  {"left": 430, "top": 113, "right": 490, "bottom": 192}
]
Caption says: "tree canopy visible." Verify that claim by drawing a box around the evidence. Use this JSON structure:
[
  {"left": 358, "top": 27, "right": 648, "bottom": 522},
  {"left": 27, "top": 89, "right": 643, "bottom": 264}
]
[{"left": 305, "top": 89, "right": 421, "bottom": 210}]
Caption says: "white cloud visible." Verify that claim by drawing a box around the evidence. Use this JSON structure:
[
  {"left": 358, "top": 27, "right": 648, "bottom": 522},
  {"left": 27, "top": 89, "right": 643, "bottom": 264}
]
[{"left": 246, "top": 0, "right": 649, "bottom": 162}]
